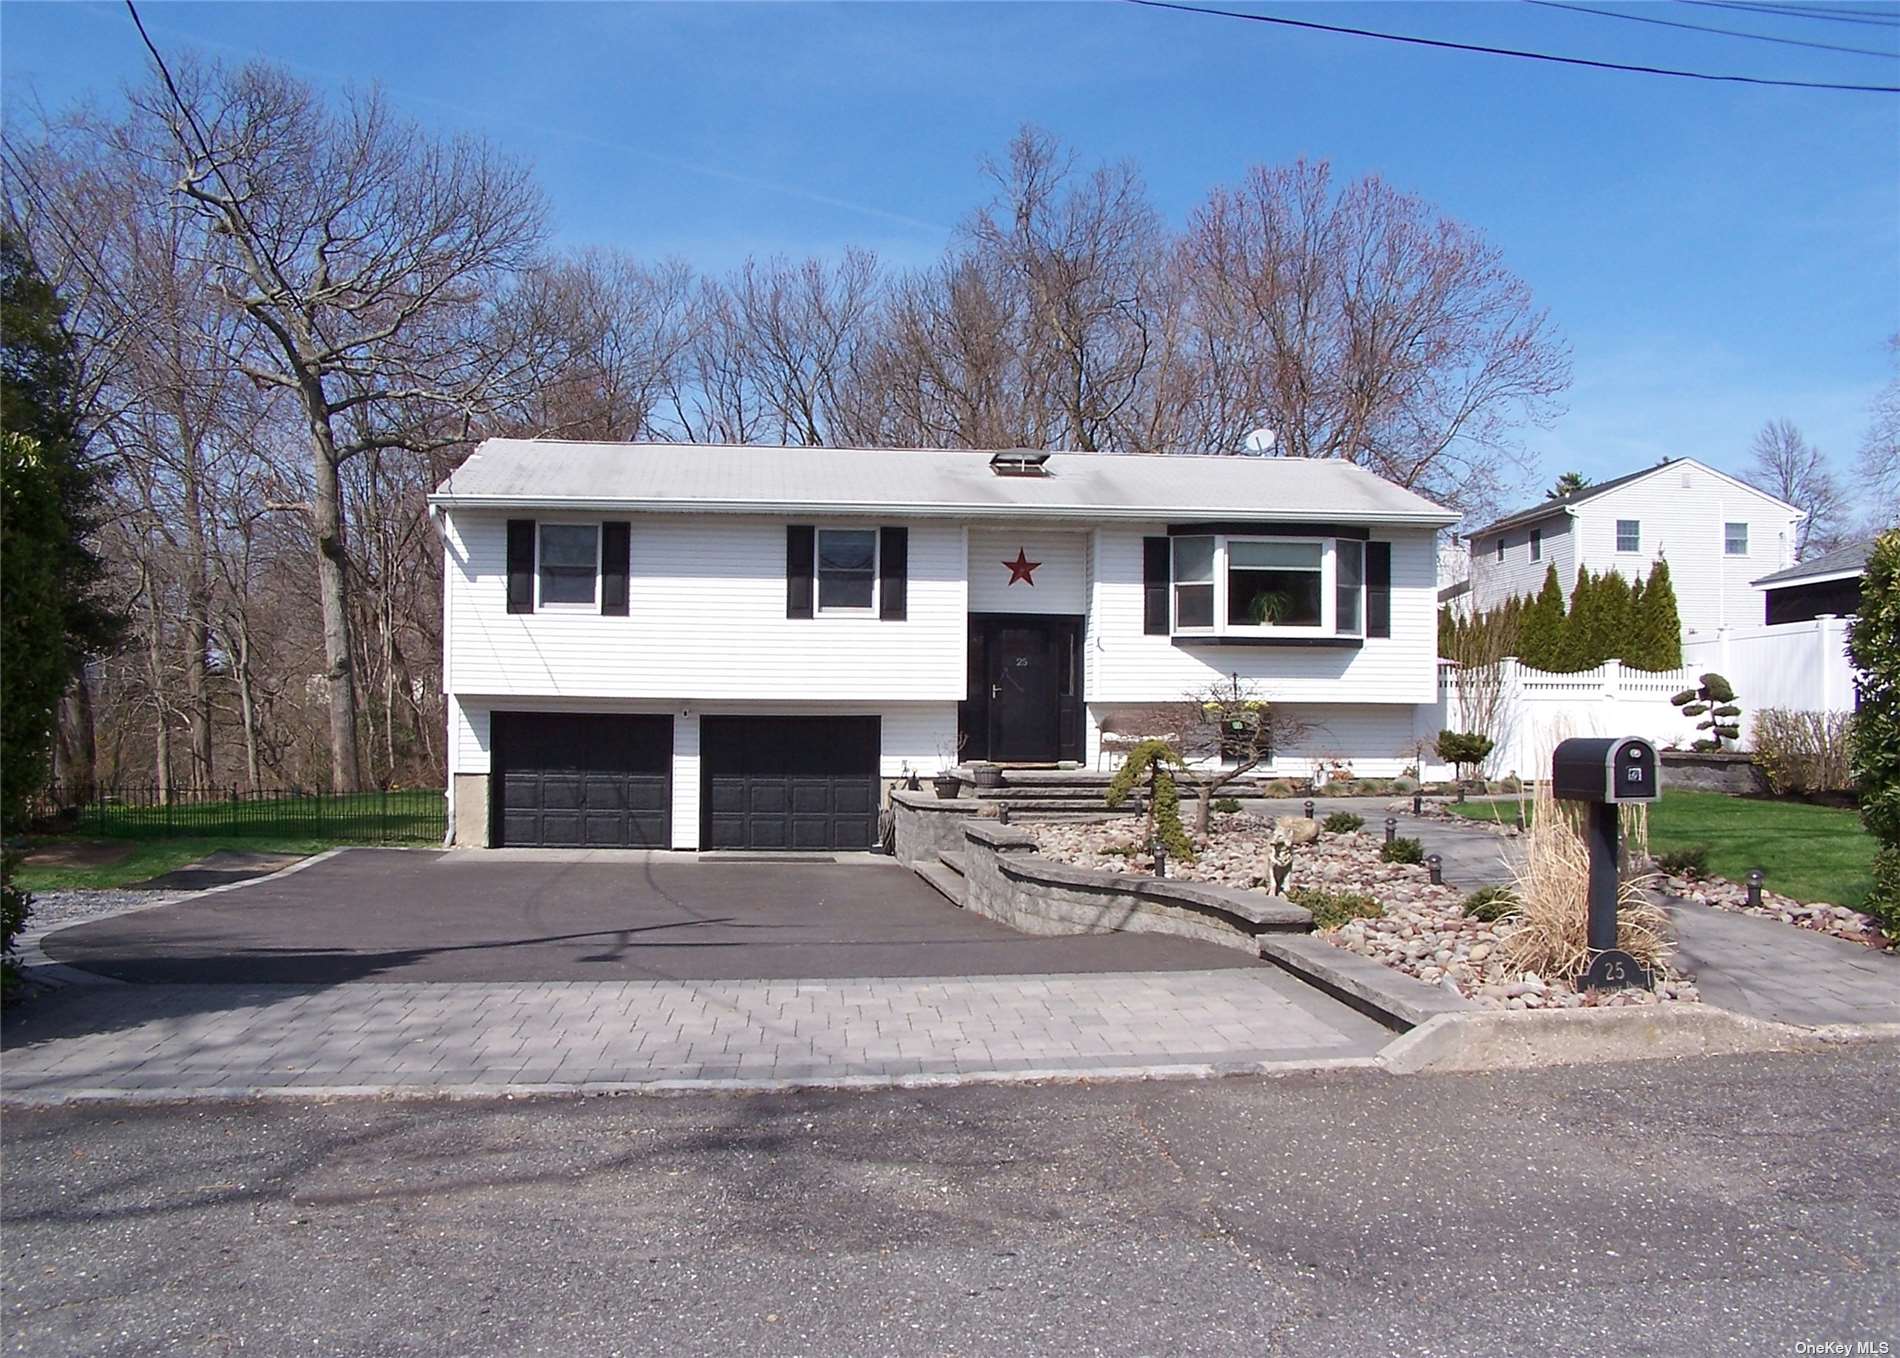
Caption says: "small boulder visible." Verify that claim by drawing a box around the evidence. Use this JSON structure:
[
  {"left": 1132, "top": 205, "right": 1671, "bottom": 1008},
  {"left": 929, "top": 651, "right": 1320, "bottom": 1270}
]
[{"left": 1276, "top": 816, "right": 1321, "bottom": 846}]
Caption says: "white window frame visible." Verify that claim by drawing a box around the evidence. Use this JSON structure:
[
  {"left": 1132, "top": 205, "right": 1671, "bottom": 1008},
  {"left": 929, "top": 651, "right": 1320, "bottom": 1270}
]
[
  {"left": 1724, "top": 522, "right": 1749, "bottom": 556},
  {"left": 1616, "top": 519, "right": 1640, "bottom": 553},
  {"left": 815, "top": 525, "right": 879, "bottom": 615},
  {"left": 1172, "top": 534, "right": 1351, "bottom": 638},
  {"left": 1529, "top": 529, "right": 1542, "bottom": 562},
  {"left": 534, "top": 521, "right": 601, "bottom": 612}
]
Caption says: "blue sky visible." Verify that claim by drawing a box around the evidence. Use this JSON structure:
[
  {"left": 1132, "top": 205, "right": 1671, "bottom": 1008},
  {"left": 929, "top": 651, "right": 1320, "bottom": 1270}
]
[{"left": 4, "top": 0, "right": 1896, "bottom": 508}]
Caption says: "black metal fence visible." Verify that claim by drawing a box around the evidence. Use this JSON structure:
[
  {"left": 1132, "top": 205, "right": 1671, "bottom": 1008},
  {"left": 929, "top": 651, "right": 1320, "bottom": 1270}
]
[{"left": 41, "top": 785, "right": 447, "bottom": 845}]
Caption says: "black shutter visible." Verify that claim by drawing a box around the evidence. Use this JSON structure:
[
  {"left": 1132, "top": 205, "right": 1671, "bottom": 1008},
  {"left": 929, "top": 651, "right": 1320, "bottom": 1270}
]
[
  {"left": 879, "top": 527, "right": 908, "bottom": 621},
  {"left": 786, "top": 525, "right": 815, "bottom": 618},
  {"left": 506, "top": 519, "right": 535, "bottom": 614},
  {"left": 601, "top": 521, "right": 630, "bottom": 616},
  {"left": 1367, "top": 541, "right": 1392, "bottom": 638},
  {"left": 1142, "top": 536, "right": 1171, "bottom": 635}
]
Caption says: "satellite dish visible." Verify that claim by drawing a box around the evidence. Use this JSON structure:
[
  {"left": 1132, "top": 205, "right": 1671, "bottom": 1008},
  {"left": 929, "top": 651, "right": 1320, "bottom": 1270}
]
[{"left": 1242, "top": 427, "right": 1277, "bottom": 455}]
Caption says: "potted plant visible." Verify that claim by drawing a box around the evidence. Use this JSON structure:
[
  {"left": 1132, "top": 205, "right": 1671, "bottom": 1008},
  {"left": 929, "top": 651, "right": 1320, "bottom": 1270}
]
[
  {"left": 932, "top": 771, "right": 963, "bottom": 800},
  {"left": 970, "top": 762, "right": 1004, "bottom": 789}
]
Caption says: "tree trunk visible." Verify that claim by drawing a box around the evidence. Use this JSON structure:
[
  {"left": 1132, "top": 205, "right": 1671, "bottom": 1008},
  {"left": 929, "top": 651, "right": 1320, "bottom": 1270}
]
[
  {"left": 142, "top": 571, "right": 172, "bottom": 804},
  {"left": 182, "top": 458, "right": 216, "bottom": 790},
  {"left": 53, "top": 656, "right": 98, "bottom": 806},
  {"left": 305, "top": 411, "right": 363, "bottom": 794},
  {"left": 231, "top": 616, "right": 263, "bottom": 792}
]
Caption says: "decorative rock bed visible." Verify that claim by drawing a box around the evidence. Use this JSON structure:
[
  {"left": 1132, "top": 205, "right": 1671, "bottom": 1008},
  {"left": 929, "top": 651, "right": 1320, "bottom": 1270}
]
[{"left": 1030, "top": 813, "right": 1699, "bottom": 1010}]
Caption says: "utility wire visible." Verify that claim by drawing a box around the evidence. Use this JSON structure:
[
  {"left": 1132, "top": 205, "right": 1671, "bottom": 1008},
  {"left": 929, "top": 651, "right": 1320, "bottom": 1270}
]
[
  {"left": 1123, "top": 0, "right": 1900, "bottom": 91},
  {"left": 1674, "top": 1, "right": 1900, "bottom": 28},
  {"left": 1527, "top": 0, "right": 1899, "bottom": 57}
]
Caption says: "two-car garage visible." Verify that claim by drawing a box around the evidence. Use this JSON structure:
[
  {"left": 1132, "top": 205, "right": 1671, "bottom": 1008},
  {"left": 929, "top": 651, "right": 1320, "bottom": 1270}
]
[{"left": 489, "top": 711, "right": 881, "bottom": 852}]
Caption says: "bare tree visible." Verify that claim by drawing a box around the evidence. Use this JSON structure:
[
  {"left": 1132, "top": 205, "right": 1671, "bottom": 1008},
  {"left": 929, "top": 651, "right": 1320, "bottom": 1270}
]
[
  {"left": 1749, "top": 418, "right": 1846, "bottom": 556},
  {"left": 1180, "top": 160, "right": 1569, "bottom": 511},
  {"left": 1857, "top": 336, "right": 1900, "bottom": 532},
  {"left": 136, "top": 60, "right": 546, "bottom": 791},
  {"left": 1169, "top": 680, "right": 1314, "bottom": 835}
]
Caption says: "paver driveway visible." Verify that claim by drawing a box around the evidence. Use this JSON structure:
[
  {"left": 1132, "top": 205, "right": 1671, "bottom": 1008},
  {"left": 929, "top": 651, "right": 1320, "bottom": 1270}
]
[{"left": 41, "top": 847, "right": 1266, "bottom": 983}]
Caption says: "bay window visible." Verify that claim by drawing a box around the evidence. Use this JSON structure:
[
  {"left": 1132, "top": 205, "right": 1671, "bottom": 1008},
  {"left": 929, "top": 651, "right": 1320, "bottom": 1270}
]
[{"left": 1170, "top": 534, "right": 1365, "bottom": 639}]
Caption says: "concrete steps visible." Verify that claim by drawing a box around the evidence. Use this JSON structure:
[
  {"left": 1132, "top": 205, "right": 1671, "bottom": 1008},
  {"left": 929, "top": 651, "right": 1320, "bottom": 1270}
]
[{"left": 914, "top": 850, "right": 967, "bottom": 907}]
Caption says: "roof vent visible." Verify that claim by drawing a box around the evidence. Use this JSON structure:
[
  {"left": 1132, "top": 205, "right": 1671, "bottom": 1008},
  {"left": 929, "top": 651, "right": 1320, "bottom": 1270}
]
[{"left": 989, "top": 448, "right": 1051, "bottom": 477}]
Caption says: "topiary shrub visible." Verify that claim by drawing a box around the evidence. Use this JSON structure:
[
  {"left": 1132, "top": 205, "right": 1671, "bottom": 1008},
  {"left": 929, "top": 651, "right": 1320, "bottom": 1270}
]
[
  {"left": 1287, "top": 886, "right": 1384, "bottom": 932},
  {"left": 1461, "top": 885, "right": 1519, "bottom": 922},
  {"left": 1671, "top": 673, "right": 1742, "bottom": 751},
  {"left": 1322, "top": 811, "right": 1365, "bottom": 835},
  {"left": 1435, "top": 730, "right": 1495, "bottom": 782},
  {"left": 1654, "top": 844, "right": 1711, "bottom": 879},
  {"left": 1212, "top": 797, "right": 1243, "bottom": 814},
  {"left": 1381, "top": 836, "right": 1425, "bottom": 865}
]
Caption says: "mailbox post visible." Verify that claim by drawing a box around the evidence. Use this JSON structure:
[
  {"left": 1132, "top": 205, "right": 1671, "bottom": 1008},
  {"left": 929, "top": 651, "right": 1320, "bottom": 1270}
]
[{"left": 1551, "top": 736, "right": 1660, "bottom": 991}]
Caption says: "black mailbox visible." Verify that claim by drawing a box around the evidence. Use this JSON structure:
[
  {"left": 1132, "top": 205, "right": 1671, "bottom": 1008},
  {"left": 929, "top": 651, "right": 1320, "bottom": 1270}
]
[{"left": 1552, "top": 736, "right": 1659, "bottom": 805}]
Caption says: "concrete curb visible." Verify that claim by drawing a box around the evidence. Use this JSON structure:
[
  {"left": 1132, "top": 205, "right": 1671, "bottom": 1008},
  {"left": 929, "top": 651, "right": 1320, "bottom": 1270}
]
[
  {"left": 1374, "top": 1003, "right": 1887, "bottom": 1075},
  {"left": 0, "top": 1055, "right": 1385, "bottom": 1107},
  {"left": 1256, "top": 934, "right": 1476, "bottom": 1031}
]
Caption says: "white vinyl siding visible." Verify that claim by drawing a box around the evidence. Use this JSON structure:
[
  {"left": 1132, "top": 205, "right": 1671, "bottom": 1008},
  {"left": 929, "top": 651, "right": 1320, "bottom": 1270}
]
[
  {"left": 1467, "top": 515, "right": 1574, "bottom": 613},
  {"left": 1086, "top": 526, "right": 1440, "bottom": 705},
  {"left": 966, "top": 529, "right": 1087, "bottom": 614},
  {"left": 446, "top": 512, "right": 964, "bottom": 700}
]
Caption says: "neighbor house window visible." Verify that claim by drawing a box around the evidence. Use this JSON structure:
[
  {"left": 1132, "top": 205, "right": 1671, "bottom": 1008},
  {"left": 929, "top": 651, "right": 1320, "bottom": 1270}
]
[
  {"left": 1226, "top": 540, "right": 1323, "bottom": 628},
  {"left": 1173, "top": 535, "right": 1215, "bottom": 630},
  {"left": 816, "top": 528, "right": 877, "bottom": 610},
  {"left": 1529, "top": 529, "right": 1542, "bottom": 562},
  {"left": 1616, "top": 519, "right": 1640, "bottom": 553},
  {"left": 537, "top": 523, "right": 599, "bottom": 607},
  {"left": 1495, "top": 538, "right": 1506, "bottom": 563},
  {"left": 1725, "top": 522, "right": 1749, "bottom": 556}
]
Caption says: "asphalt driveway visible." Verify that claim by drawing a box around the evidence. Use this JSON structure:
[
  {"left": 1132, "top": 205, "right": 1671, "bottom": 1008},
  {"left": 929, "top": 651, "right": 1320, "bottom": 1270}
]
[{"left": 41, "top": 847, "right": 1265, "bottom": 985}]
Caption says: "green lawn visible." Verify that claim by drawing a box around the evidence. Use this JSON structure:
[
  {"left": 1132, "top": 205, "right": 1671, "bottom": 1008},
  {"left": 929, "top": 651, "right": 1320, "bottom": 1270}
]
[
  {"left": 13, "top": 834, "right": 358, "bottom": 892},
  {"left": 1448, "top": 790, "right": 1878, "bottom": 909},
  {"left": 16, "top": 788, "right": 446, "bottom": 891}
]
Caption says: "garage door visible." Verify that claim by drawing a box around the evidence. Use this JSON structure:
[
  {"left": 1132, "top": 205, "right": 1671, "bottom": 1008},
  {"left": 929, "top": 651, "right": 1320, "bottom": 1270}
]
[
  {"left": 491, "top": 712, "right": 671, "bottom": 848},
  {"left": 701, "top": 716, "right": 881, "bottom": 851}
]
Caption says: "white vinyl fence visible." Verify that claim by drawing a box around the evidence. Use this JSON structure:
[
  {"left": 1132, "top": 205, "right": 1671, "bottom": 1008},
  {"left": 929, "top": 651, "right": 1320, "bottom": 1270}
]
[{"left": 1431, "top": 614, "right": 1858, "bottom": 779}]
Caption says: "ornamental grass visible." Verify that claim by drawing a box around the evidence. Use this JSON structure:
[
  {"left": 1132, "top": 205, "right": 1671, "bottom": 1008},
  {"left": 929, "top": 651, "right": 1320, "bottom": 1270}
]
[{"left": 1501, "top": 778, "right": 1675, "bottom": 986}]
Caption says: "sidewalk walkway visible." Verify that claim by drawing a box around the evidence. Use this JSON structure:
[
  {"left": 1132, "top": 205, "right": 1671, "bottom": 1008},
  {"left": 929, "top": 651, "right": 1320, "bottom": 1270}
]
[
  {"left": 0, "top": 968, "right": 1390, "bottom": 1102},
  {"left": 1374, "top": 807, "right": 1900, "bottom": 1030}
]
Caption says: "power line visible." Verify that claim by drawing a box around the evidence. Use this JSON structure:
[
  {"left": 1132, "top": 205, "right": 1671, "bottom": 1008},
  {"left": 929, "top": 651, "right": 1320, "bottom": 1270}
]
[
  {"left": 1674, "top": 1, "right": 1900, "bottom": 28},
  {"left": 1526, "top": 0, "right": 1900, "bottom": 58},
  {"left": 1123, "top": 0, "right": 1900, "bottom": 91}
]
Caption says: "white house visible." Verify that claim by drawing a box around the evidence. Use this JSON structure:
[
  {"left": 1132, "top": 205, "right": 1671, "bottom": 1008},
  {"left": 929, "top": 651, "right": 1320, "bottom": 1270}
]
[
  {"left": 1462, "top": 458, "right": 1803, "bottom": 638},
  {"left": 429, "top": 440, "right": 1459, "bottom": 852}
]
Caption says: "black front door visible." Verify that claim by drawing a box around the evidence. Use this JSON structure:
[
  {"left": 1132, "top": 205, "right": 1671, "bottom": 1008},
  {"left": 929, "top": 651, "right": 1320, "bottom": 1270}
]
[{"left": 988, "top": 623, "right": 1063, "bottom": 761}]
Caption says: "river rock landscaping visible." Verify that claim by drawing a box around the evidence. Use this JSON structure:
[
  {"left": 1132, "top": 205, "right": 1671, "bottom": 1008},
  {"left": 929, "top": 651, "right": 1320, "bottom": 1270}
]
[{"left": 1029, "top": 812, "right": 1699, "bottom": 1009}]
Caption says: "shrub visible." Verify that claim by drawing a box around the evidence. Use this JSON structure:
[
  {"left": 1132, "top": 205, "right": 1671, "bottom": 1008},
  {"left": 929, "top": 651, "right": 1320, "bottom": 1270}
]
[
  {"left": 1672, "top": 673, "right": 1741, "bottom": 751},
  {"left": 1654, "top": 844, "right": 1712, "bottom": 879},
  {"left": 1435, "top": 730, "right": 1495, "bottom": 781},
  {"left": 1849, "top": 530, "right": 1899, "bottom": 938},
  {"left": 1751, "top": 709, "right": 1856, "bottom": 794},
  {"left": 1504, "top": 779, "right": 1674, "bottom": 985},
  {"left": 1381, "top": 836, "right": 1425, "bottom": 865},
  {"left": 1106, "top": 738, "right": 1195, "bottom": 863},
  {"left": 1, "top": 850, "right": 30, "bottom": 1002},
  {"left": 1212, "top": 797, "right": 1243, "bottom": 814},
  {"left": 1260, "top": 779, "right": 1302, "bottom": 797},
  {"left": 1288, "top": 886, "right": 1384, "bottom": 932},
  {"left": 1461, "top": 885, "right": 1519, "bottom": 922},
  {"left": 1322, "top": 811, "right": 1365, "bottom": 834}
]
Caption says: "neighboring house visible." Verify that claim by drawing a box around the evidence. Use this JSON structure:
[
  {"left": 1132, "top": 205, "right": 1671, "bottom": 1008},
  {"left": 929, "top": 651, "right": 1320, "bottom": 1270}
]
[
  {"left": 429, "top": 440, "right": 1458, "bottom": 851},
  {"left": 1751, "top": 538, "right": 1871, "bottom": 626},
  {"left": 1463, "top": 457, "right": 1802, "bottom": 637}
]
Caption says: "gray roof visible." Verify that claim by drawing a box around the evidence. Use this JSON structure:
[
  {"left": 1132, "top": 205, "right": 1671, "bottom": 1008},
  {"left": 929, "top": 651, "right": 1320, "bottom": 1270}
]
[
  {"left": 1751, "top": 538, "right": 1874, "bottom": 588},
  {"left": 1467, "top": 460, "right": 1684, "bottom": 539},
  {"left": 430, "top": 440, "right": 1460, "bottom": 526}
]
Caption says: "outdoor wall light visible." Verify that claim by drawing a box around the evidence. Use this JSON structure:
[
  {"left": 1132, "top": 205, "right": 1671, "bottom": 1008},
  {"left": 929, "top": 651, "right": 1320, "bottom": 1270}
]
[
  {"left": 1746, "top": 868, "right": 1765, "bottom": 908},
  {"left": 1303, "top": 799, "right": 1314, "bottom": 819},
  {"left": 1384, "top": 817, "right": 1397, "bottom": 845},
  {"left": 1427, "top": 853, "right": 1443, "bottom": 886}
]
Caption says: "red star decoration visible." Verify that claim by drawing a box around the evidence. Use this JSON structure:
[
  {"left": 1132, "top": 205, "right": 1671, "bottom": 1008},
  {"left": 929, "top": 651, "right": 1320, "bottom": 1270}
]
[{"left": 1003, "top": 548, "right": 1041, "bottom": 586}]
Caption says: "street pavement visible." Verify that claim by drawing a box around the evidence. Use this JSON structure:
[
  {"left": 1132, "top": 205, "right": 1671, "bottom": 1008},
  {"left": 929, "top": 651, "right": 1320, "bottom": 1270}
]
[{"left": 4, "top": 1046, "right": 1895, "bottom": 1356}]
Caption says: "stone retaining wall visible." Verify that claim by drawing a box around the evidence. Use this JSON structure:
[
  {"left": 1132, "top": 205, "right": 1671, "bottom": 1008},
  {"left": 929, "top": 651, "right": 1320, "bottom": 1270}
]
[
  {"left": 957, "top": 822, "right": 1309, "bottom": 955},
  {"left": 890, "top": 789, "right": 986, "bottom": 866},
  {"left": 1660, "top": 750, "right": 1769, "bottom": 795}
]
